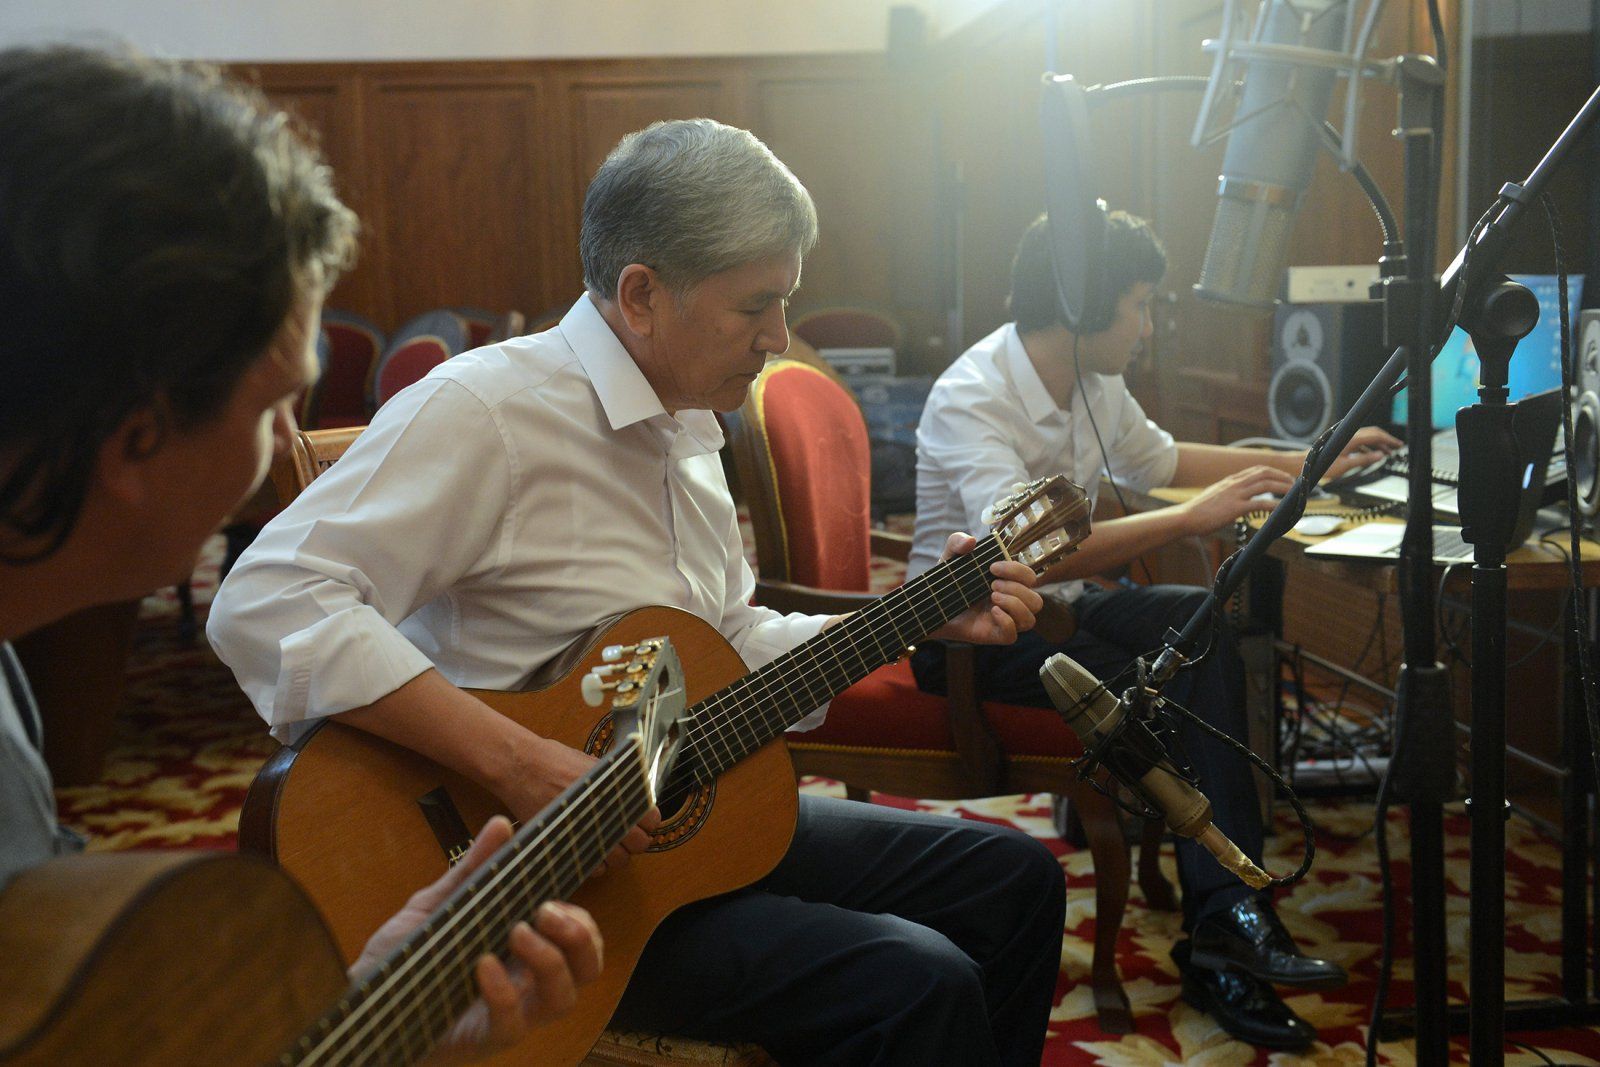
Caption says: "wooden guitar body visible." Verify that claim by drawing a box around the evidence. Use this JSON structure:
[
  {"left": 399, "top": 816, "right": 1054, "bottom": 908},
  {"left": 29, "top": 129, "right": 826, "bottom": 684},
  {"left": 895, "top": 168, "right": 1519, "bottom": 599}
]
[
  {"left": 242, "top": 605, "right": 800, "bottom": 1066},
  {"left": 0, "top": 852, "right": 347, "bottom": 1066}
]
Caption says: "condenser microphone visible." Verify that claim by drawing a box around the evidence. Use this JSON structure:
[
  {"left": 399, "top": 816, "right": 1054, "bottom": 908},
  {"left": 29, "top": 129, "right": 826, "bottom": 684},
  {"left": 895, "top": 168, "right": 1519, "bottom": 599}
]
[
  {"left": 1040, "top": 652, "right": 1270, "bottom": 889},
  {"left": 1193, "top": 0, "right": 1353, "bottom": 310}
]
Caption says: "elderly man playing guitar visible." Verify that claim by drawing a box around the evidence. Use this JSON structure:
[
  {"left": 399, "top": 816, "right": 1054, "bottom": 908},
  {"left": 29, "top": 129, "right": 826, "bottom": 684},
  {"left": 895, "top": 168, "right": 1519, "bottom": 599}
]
[
  {"left": 211, "top": 118, "right": 1068, "bottom": 1065},
  {"left": 0, "top": 46, "right": 601, "bottom": 1065}
]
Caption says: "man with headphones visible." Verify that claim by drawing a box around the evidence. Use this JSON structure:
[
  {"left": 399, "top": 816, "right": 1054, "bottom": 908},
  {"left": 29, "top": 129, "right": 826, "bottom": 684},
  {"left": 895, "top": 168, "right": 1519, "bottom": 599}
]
[{"left": 907, "top": 211, "right": 1399, "bottom": 1050}]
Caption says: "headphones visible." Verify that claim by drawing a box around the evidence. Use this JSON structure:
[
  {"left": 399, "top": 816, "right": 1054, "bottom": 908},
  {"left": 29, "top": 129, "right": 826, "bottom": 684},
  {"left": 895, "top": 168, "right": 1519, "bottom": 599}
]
[
  {"left": 1041, "top": 75, "right": 1116, "bottom": 336},
  {"left": 1070, "top": 201, "right": 1116, "bottom": 335}
]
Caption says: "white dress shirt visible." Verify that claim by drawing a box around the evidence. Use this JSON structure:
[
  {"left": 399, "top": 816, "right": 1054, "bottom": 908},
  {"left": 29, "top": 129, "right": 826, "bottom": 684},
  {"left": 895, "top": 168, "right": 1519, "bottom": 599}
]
[
  {"left": 209, "top": 295, "right": 830, "bottom": 745},
  {"left": 909, "top": 322, "right": 1178, "bottom": 603}
]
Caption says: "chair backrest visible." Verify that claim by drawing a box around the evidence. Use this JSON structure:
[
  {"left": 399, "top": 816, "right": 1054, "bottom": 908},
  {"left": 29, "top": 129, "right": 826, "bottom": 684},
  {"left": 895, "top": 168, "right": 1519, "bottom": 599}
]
[
  {"left": 372, "top": 309, "right": 470, "bottom": 409},
  {"left": 317, "top": 309, "right": 385, "bottom": 428},
  {"left": 373, "top": 336, "right": 452, "bottom": 408},
  {"left": 729, "top": 359, "right": 873, "bottom": 592},
  {"left": 790, "top": 306, "right": 902, "bottom": 352},
  {"left": 486, "top": 309, "right": 526, "bottom": 345},
  {"left": 452, "top": 306, "right": 497, "bottom": 348},
  {"left": 269, "top": 425, "right": 366, "bottom": 505}
]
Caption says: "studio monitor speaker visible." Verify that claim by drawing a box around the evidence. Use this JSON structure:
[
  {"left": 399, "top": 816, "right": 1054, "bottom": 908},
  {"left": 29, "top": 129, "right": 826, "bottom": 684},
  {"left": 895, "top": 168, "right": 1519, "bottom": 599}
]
[
  {"left": 1573, "top": 309, "right": 1600, "bottom": 518},
  {"left": 1268, "top": 300, "right": 1387, "bottom": 443}
]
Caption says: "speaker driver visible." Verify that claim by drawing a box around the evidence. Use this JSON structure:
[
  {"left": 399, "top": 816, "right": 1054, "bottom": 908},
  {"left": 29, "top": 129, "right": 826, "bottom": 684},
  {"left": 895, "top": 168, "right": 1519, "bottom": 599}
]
[
  {"left": 1575, "top": 391, "right": 1600, "bottom": 518},
  {"left": 1575, "top": 313, "right": 1600, "bottom": 519},
  {"left": 1268, "top": 360, "right": 1333, "bottom": 442}
]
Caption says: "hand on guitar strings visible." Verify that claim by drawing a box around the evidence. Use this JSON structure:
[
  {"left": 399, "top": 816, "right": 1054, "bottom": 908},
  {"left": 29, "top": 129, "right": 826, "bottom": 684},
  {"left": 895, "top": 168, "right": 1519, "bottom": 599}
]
[
  {"left": 507, "top": 733, "right": 663, "bottom": 874},
  {"left": 928, "top": 532, "right": 1044, "bottom": 645},
  {"left": 351, "top": 815, "right": 606, "bottom": 1063}
]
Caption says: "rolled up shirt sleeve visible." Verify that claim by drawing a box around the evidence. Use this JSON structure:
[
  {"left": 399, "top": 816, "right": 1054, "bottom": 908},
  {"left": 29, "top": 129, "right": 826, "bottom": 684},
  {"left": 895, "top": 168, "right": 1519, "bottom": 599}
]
[
  {"left": 207, "top": 379, "right": 514, "bottom": 744},
  {"left": 919, "top": 392, "right": 1034, "bottom": 538},
  {"left": 1107, "top": 383, "right": 1179, "bottom": 491}
]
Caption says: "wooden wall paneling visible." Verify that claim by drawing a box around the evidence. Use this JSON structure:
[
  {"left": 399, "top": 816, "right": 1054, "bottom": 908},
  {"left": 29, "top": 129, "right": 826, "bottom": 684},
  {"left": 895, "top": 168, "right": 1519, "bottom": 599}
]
[
  {"left": 750, "top": 58, "right": 942, "bottom": 370},
  {"left": 555, "top": 59, "right": 741, "bottom": 306},
  {"left": 365, "top": 70, "right": 553, "bottom": 330},
  {"left": 933, "top": 9, "right": 1052, "bottom": 356},
  {"left": 929, "top": 1, "right": 1161, "bottom": 362}
]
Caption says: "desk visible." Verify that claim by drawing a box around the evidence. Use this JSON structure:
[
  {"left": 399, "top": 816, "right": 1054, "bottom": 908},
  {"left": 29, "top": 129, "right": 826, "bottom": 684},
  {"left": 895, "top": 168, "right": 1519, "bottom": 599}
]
[{"left": 1107, "top": 481, "right": 1600, "bottom": 1037}]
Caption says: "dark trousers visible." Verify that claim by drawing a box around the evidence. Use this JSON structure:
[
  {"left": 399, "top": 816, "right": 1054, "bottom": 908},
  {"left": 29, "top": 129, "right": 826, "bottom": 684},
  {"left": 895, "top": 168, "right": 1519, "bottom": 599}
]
[
  {"left": 911, "top": 582, "right": 1262, "bottom": 928},
  {"left": 612, "top": 794, "right": 1066, "bottom": 1066}
]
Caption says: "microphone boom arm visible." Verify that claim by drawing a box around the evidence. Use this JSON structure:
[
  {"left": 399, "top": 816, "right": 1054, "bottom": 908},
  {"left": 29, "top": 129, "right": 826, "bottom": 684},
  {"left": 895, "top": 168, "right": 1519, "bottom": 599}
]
[{"left": 1149, "top": 77, "right": 1600, "bottom": 687}]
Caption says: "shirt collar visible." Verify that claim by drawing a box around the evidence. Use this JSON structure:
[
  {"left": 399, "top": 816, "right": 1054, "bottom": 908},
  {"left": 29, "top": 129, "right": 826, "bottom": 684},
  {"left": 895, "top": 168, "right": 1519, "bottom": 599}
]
[
  {"left": 560, "top": 294, "right": 725, "bottom": 458},
  {"left": 1001, "top": 323, "right": 1064, "bottom": 425}
]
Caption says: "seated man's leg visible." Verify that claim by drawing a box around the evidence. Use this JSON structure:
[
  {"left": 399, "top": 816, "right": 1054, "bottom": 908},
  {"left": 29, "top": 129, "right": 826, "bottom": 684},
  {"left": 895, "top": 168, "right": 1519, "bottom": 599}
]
[
  {"left": 1071, "top": 584, "right": 1263, "bottom": 929},
  {"left": 912, "top": 582, "right": 1342, "bottom": 1050},
  {"left": 914, "top": 581, "right": 1264, "bottom": 924},
  {"left": 613, "top": 795, "right": 1065, "bottom": 1067}
]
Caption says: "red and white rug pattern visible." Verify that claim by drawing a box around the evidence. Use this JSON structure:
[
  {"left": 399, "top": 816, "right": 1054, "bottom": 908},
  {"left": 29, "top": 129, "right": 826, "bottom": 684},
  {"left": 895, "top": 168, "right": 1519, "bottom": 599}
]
[{"left": 53, "top": 537, "right": 1600, "bottom": 1065}]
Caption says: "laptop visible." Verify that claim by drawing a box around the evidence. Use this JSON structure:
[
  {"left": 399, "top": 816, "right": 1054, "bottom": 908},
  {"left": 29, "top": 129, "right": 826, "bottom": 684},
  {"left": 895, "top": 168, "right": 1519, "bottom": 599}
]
[
  {"left": 1304, "top": 521, "right": 1476, "bottom": 564},
  {"left": 1311, "top": 387, "right": 1566, "bottom": 565}
]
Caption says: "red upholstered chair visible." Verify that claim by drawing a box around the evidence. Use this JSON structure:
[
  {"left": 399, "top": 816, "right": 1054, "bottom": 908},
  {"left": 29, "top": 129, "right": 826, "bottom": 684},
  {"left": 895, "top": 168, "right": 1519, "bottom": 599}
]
[
  {"left": 452, "top": 306, "right": 497, "bottom": 348},
  {"left": 728, "top": 358, "right": 1174, "bottom": 1033},
  {"left": 315, "top": 309, "right": 385, "bottom": 429},
  {"left": 371, "top": 310, "right": 470, "bottom": 409},
  {"left": 789, "top": 306, "right": 903, "bottom": 352}
]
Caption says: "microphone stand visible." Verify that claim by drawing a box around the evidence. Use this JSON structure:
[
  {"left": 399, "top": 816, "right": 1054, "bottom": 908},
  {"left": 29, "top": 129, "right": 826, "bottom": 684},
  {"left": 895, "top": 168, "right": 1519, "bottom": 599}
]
[{"left": 1141, "top": 70, "right": 1600, "bottom": 1067}]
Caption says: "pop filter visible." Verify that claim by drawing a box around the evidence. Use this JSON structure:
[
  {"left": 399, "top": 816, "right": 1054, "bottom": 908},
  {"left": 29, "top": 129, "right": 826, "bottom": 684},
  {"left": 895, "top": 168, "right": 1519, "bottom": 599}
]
[{"left": 1040, "top": 74, "right": 1107, "bottom": 333}]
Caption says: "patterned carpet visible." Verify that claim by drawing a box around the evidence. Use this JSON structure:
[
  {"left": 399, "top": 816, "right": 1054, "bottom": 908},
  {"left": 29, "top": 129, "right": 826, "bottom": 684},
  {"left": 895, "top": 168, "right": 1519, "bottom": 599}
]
[{"left": 52, "top": 536, "right": 1600, "bottom": 1066}]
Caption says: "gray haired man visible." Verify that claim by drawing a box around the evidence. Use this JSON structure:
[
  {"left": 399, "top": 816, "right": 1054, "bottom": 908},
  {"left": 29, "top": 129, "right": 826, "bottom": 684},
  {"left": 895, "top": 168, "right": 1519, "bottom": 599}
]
[{"left": 210, "top": 118, "right": 1066, "bottom": 1065}]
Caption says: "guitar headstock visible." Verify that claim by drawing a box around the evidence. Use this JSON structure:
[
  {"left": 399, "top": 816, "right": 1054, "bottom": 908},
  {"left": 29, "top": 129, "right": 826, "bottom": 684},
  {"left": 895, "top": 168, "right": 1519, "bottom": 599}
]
[
  {"left": 581, "top": 637, "right": 687, "bottom": 805},
  {"left": 980, "top": 475, "right": 1093, "bottom": 574}
]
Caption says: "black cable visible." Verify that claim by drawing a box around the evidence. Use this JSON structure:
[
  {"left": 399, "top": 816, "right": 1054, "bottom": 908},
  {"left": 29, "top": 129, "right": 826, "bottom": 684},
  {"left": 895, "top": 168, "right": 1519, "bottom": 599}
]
[
  {"left": 1389, "top": 201, "right": 1501, "bottom": 400},
  {"left": 1055, "top": 660, "right": 1317, "bottom": 887},
  {"left": 1072, "top": 330, "right": 1158, "bottom": 588},
  {"left": 1364, "top": 732, "right": 1398, "bottom": 1067},
  {"left": 1426, "top": 0, "right": 1448, "bottom": 75}
]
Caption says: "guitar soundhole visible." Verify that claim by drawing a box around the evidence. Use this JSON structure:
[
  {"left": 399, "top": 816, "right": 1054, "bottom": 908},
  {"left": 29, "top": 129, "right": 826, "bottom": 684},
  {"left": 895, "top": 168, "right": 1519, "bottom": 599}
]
[{"left": 583, "top": 715, "right": 714, "bottom": 852}]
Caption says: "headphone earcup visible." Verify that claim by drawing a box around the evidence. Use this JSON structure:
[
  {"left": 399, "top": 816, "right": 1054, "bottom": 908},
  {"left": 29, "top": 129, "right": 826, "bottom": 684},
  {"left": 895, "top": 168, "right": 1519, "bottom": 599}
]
[{"left": 1078, "top": 204, "right": 1115, "bottom": 335}]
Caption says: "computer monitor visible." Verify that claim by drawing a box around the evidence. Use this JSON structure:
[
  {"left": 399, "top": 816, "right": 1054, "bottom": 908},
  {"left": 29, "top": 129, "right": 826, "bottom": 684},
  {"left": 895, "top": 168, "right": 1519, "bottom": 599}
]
[{"left": 1390, "top": 273, "right": 1585, "bottom": 429}]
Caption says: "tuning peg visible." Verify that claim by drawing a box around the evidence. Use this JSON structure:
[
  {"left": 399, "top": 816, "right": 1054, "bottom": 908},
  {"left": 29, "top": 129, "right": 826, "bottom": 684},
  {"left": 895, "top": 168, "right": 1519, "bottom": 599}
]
[
  {"left": 580, "top": 664, "right": 623, "bottom": 706},
  {"left": 601, "top": 644, "right": 627, "bottom": 662}
]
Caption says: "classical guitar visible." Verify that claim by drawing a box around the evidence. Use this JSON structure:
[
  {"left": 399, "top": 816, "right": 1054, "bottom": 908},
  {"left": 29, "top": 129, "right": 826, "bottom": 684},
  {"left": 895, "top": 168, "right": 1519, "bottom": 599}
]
[
  {"left": 243, "top": 475, "right": 1091, "bottom": 1066},
  {"left": 0, "top": 639, "right": 685, "bottom": 1067}
]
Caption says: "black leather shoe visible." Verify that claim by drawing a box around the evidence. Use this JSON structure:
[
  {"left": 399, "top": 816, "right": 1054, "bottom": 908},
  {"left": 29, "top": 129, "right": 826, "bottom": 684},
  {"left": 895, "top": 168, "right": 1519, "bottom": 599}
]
[
  {"left": 1175, "top": 941, "right": 1317, "bottom": 1051},
  {"left": 1190, "top": 898, "right": 1348, "bottom": 989}
]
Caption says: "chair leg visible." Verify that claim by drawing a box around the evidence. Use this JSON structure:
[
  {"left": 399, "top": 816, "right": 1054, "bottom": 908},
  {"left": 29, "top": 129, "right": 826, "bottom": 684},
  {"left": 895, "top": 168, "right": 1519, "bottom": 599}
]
[
  {"left": 1072, "top": 780, "right": 1133, "bottom": 1035},
  {"left": 1137, "top": 818, "right": 1179, "bottom": 912}
]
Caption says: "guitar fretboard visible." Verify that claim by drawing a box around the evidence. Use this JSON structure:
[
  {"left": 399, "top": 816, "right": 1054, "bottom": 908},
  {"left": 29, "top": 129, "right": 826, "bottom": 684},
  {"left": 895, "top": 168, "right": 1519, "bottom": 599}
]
[
  {"left": 685, "top": 536, "right": 1008, "bottom": 783},
  {"left": 282, "top": 735, "right": 649, "bottom": 1066}
]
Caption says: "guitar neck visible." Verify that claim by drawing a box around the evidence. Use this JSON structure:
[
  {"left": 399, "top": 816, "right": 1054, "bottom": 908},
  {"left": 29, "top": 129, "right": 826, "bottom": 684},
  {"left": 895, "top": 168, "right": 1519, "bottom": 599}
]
[
  {"left": 690, "top": 536, "right": 1008, "bottom": 781},
  {"left": 280, "top": 736, "right": 649, "bottom": 1066}
]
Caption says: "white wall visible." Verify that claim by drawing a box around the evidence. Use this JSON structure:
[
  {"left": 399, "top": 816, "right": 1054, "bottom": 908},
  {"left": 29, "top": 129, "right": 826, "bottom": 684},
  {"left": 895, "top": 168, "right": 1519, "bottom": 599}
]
[{"left": 0, "top": 0, "right": 1018, "bottom": 61}]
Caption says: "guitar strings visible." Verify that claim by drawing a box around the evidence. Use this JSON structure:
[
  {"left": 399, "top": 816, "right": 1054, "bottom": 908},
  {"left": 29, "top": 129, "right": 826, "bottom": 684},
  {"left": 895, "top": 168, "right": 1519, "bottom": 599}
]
[
  {"left": 296, "top": 524, "right": 1030, "bottom": 1062},
  {"left": 685, "top": 537, "right": 1008, "bottom": 775},
  {"left": 686, "top": 539, "right": 1003, "bottom": 777},
  {"left": 318, "top": 757, "right": 644, "bottom": 1064},
  {"left": 300, "top": 756, "right": 640, "bottom": 1064},
  {"left": 293, "top": 741, "right": 650, "bottom": 1065},
  {"left": 694, "top": 538, "right": 999, "bottom": 747}
]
